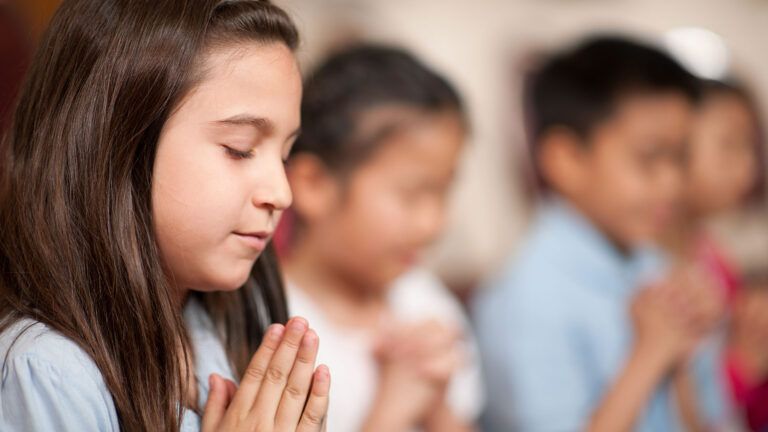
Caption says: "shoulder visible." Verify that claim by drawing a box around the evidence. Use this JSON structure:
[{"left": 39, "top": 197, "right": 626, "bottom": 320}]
[
  {"left": 0, "top": 318, "right": 118, "bottom": 430},
  {"left": 472, "top": 234, "right": 586, "bottom": 342},
  {"left": 1, "top": 319, "right": 104, "bottom": 381}
]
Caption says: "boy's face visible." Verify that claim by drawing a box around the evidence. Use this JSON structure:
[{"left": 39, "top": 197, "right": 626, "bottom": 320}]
[{"left": 549, "top": 93, "right": 693, "bottom": 249}]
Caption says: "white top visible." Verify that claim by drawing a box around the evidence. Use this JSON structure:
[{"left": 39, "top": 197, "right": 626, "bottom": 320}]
[{"left": 287, "top": 267, "right": 485, "bottom": 432}]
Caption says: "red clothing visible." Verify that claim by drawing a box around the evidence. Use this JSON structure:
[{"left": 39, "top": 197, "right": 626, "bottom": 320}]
[
  {"left": 697, "top": 236, "right": 741, "bottom": 303},
  {"left": 699, "top": 237, "right": 768, "bottom": 431},
  {"left": 727, "top": 351, "right": 768, "bottom": 431}
]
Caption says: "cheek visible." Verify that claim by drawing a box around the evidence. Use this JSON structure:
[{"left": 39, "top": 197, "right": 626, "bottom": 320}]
[
  {"left": 336, "top": 197, "right": 398, "bottom": 256},
  {"left": 592, "top": 151, "right": 649, "bottom": 208},
  {"left": 690, "top": 141, "right": 725, "bottom": 181},
  {"left": 593, "top": 153, "right": 669, "bottom": 239},
  {"left": 689, "top": 144, "right": 751, "bottom": 206},
  {"left": 359, "top": 187, "right": 412, "bottom": 244},
  {"left": 724, "top": 147, "right": 759, "bottom": 193},
  {"left": 154, "top": 149, "right": 242, "bottom": 243},
  {"left": 152, "top": 140, "right": 250, "bottom": 289},
  {"left": 329, "top": 187, "right": 410, "bottom": 277}
]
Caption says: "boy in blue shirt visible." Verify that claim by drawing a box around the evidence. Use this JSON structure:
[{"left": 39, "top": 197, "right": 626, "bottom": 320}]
[{"left": 474, "top": 37, "right": 729, "bottom": 431}]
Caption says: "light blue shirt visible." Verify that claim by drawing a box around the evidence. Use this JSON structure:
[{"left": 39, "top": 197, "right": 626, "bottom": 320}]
[
  {"left": 0, "top": 298, "right": 236, "bottom": 431},
  {"left": 473, "top": 200, "right": 729, "bottom": 432}
]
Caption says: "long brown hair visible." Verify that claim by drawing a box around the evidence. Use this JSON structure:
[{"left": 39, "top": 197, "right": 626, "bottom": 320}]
[{"left": 0, "top": 0, "right": 297, "bottom": 430}]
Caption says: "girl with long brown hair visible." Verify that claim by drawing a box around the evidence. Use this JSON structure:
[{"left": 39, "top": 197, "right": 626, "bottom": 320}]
[{"left": 0, "top": 1, "right": 329, "bottom": 430}]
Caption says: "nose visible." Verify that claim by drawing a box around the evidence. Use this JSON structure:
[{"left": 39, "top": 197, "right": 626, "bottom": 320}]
[{"left": 252, "top": 159, "right": 293, "bottom": 212}]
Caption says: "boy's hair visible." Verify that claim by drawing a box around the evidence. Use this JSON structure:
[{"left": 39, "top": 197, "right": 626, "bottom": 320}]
[
  {"left": 523, "top": 36, "right": 700, "bottom": 190},
  {"left": 291, "top": 44, "right": 466, "bottom": 174}
]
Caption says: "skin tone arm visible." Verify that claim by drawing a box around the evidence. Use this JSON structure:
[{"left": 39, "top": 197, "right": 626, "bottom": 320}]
[
  {"left": 673, "top": 366, "right": 706, "bottom": 432},
  {"left": 590, "top": 267, "right": 725, "bottom": 432},
  {"left": 588, "top": 285, "right": 696, "bottom": 432},
  {"left": 423, "top": 402, "right": 475, "bottom": 432},
  {"left": 729, "top": 288, "right": 768, "bottom": 387},
  {"left": 671, "top": 267, "right": 727, "bottom": 432},
  {"left": 362, "top": 321, "right": 475, "bottom": 432},
  {"left": 364, "top": 384, "right": 474, "bottom": 432}
]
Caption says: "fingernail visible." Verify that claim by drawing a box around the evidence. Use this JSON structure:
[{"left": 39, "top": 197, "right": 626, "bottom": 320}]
[
  {"left": 303, "top": 329, "right": 318, "bottom": 346},
  {"left": 289, "top": 317, "right": 308, "bottom": 331},
  {"left": 316, "top": 364, "right": 330, "bottom": 381},
  {"left": 209, "top": 374, "right": 217, "bottom": 390},
  {"left": 267, "top": 324, "right": 285, "bottom": 341}
]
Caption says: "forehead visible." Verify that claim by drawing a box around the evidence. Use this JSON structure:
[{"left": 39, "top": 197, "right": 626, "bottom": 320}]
[
  {"left": 353, "top": 111, "right": 465, "bottom": 179},
  {"left": 172, "top": 42, "right": 302, "bottom": 127},
  {"left": 700, "top": 93, "right": 754, "bottom": 123},
  {"left": 604, "top": 92, "right": 693, "bottom": 141}
]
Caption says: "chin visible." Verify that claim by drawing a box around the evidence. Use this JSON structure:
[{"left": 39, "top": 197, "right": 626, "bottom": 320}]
[
  {"left": 220, "top": 273, "right": 252, "bottom": 291},
  {"left": 196, "top": 268, "right": 252, "bottom": 292}
]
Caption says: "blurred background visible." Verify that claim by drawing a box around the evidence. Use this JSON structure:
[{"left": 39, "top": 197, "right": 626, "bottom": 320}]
[{"left": 3, "top": 0, "right": 767, "bottom": 295}]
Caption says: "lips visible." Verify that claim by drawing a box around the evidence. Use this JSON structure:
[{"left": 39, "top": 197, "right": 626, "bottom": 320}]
[{"left": 233, "top": 231, "right": 271, "bottom": 251}]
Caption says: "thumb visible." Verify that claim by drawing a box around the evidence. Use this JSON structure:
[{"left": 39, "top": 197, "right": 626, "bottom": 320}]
[{"left": 201, "top": 373, "right": 232, "bottom": 431}]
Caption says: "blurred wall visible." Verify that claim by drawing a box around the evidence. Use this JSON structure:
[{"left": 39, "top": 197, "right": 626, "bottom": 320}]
[
  {"left": 12, "top": 0, "right": 60, "bottom": 40},
  {"left": 277, "top": 0, "right": 768, "bottom": 291}
]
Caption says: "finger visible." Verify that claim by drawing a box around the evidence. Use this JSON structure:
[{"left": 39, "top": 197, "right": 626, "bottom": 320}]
[
  {"left": 412, "top": 326, "right": 461, "bottom": 361},
  {"left": 250, "top": 317, "right": 309, "bottom": 419},
  {"left": 379, "top": 323, "right": 422, "bottom": 359},
  {"left": 297, "top": 365, "right": 331, "bottom": 432},
  {"left": 201, "top": 374, "right": 233, "bottom": 432},
  {"left": 224, "top": 378, "right": 238, "bottom": 401},
  {"left": 274, "top": 329, "right": 320, "bottom": 430},
  {"left": 229, "top": 323, "right": 285, "bottom": 412},
  {"left": 419, "top": 347, "right": 464, "bottom": 382}
]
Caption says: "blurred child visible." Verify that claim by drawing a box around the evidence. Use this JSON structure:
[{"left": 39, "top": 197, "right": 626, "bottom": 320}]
[
  {"left": 473, "top": 36, "right": 729, "bottom": 432},
  {"left": 278, "top": 45, "right": 484, "bottom": 432},
  {"left": 663, "top": 80, "right": 768, "bottom": 431}
]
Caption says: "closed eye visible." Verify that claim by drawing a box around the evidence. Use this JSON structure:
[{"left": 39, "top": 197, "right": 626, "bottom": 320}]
[{"left": 223, "top": 145, "right": 254, "bottom": 160}]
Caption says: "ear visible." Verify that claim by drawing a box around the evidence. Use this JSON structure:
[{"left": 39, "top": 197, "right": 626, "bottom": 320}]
[
  {"left": 538, "top": 127, "right": 590, "bottom": 197},
  {"left": 286, "top": 154, "right": 340, "bottom": 223}
]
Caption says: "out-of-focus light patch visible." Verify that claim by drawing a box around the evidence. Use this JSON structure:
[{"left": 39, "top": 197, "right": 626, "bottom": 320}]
[{"left": 663, "top": 27, "right": 730, "bottom": 80}]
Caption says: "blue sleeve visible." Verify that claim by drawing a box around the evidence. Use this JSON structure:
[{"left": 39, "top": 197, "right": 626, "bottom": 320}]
[
  {"left": 474, "top": 277, "right": 595, "bottom": 432},
  {"left": 691, "top": 336, "right": 732, "bottom": 428},
  {"left": 0, "top": 354, "right": 118, "bottom": 431}
]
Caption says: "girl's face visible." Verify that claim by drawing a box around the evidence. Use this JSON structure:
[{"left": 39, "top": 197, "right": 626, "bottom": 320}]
[
  {"left": 153, "top": 42, "right": 301, "bottom": 292},
  {"left": 685, "top": 93, "right": 759, "bottom": 216},
  {"left": 304, "top": 110, "right": 465, "bottom": 291}
]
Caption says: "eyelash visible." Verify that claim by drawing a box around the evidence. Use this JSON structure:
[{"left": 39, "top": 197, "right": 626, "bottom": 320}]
[
  {"left": 223, "top": 145, "right": 254, "bottom": 160},
  {"left": 222, "top": 145, "right": 292, "bottom": 166}
]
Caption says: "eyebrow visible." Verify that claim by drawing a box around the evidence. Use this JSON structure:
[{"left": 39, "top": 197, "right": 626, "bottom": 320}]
[
  {"left": 213, "top": 114, "right": 273, "bottom": 133},
  {"left": 212, "top": 114, "right": 301, "bottom": 140}
]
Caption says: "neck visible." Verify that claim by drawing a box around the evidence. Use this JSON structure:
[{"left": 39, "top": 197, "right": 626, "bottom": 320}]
[
  {"left": 561, "top": 197, "right": 635, "bottom": 257},
  {"left": 170, "top": 281, "right": 192, "bottom": 311},
  {"left": 283, "top": 236, "right": 388, "bottom": 329}
]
